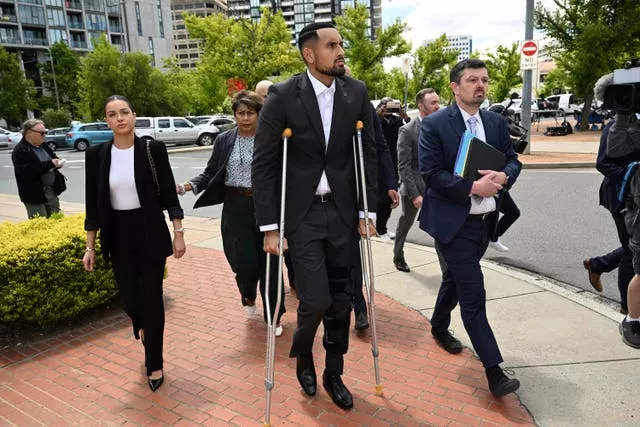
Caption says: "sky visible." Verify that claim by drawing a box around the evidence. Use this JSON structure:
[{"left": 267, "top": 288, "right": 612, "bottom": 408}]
[{"left": 381, "top": 0, "right": 557, "bottom": 69}]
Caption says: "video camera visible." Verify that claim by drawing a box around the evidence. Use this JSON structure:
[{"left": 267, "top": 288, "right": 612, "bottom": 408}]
[{"left": 603, "top": 59, "right": 640, "bottom": 113}]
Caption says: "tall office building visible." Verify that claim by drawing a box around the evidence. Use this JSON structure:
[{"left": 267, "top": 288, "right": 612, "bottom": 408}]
[
  {"left": 170, "top": 0, "right": 227, "bottom": 69},
  {"left": 227, "top": 0, "right": 381, "bottom": 43},
  {"left": 423, "top": 35, "right": 472, "bottom": 62},
  {"left": 0, "top": 0, "right": 172, "bottom": 92}
]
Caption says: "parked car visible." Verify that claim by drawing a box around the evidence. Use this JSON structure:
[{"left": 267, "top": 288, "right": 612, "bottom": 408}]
[
  {"left": 45, "top": 127, "right": 70, "bottom": 151},
  {"left": 7, "top": 132, "right": 22, "bottom": 149},
  {"left": 196, "top": 116, "right": 236, "bottom": 134},
  {"left": 496, "top": 98, "right": 539, "bottom": 123},
  {"left": 545, "top": 93, "right": 581, "bottom": 115},
  {"left": 65, "top": 122, "right": 113, "bottom": 151},
  {"left": 0, "top": 127, "right": 20, "bottom": 148},
  {"left": 135, "top": 116, "right": 220, "bottom": 146}
]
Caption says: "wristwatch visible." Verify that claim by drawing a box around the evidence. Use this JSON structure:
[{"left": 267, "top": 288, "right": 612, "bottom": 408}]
[{"left": 504, "top": 174, "right": 509, "bottom": 186}]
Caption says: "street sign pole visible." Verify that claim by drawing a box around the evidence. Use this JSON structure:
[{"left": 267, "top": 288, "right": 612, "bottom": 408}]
[{"left": 522, "top": 0, "right": 534, "bottom": 154}]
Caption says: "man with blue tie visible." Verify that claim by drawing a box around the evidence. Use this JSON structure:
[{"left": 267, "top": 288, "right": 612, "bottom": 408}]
[{"left": 419, "top": 59, "right": 522, "bottom": 397}]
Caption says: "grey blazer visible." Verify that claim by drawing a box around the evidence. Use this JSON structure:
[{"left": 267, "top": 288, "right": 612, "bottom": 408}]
[{"left": 397, "top": 116, "right": 426, "bottom": 200}]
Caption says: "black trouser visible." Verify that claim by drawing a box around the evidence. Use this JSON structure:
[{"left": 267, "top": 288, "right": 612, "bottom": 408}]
[
  {"left": 376, "top": 189, "right": 392, "bottom": 235},
  {"left": 221, "top": 191, "right": 285, "bottom": 324},
  {"left": 432, "top": 215, "right": 503, "bottom": 369},
  {"left": 590, "top": 212, "right": 633, "bottom": 311},
  {"left": 286, "top": 199, "right": 353, "bottom": 374},
  {"left": 110, "top": 208, "right": 166, "bottom": 376},
  {"left": 351, "top": 231, "right": 367, "bottom": 314},
  {"left": 492, "top": 192, "right": 520, "bottom": 241}
]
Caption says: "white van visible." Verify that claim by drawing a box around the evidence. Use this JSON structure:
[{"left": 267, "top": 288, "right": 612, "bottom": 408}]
[{"left": 545, "top": 93, "right": 581, "bottom": 114}]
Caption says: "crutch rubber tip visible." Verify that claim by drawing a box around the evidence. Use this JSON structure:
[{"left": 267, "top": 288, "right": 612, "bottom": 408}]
[
  {"left": 355, "top": 120, "right": 364, "bottom": 130},
  {"left": 264, "top": 423, "right": 271, "bottom": 427},
  {"left": 374, "top": 385, "right": 384, "bottom": 396},
  {"left": 282, "top": 128, "right": 292, "bottom": 138}
]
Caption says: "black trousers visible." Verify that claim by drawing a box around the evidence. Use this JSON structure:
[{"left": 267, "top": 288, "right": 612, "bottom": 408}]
[
  {"left": 376, "top": 189, "right": 392, "bottom": 235},
  {"left": 286, "top": 199, "right": 353, "bottom": 374},
  {"left": 221, "top": 192, "right": 285, "bottom": 324},
  {"left": 109, "top": 208, "right": 166, "bottom": 376},
  {"left": 432, "top": 215, "right": 503, "bottom": 369},
  {"left": 492, "top": 192, "right": 520, "bottom": 241},
  {"left": 590, "top": 211, "right": 633, "bottom": 311}
]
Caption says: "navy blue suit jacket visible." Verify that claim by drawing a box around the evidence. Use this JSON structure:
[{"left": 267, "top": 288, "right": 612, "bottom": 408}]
[{"left": 418, "top": 103, "right": 521, "bottom": 244}]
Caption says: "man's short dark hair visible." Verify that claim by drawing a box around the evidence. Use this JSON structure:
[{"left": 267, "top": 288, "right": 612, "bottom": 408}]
[
  {"left": 450, "top": 59, "right": 487, "bottom": 84},
  {"left": 297, "top": 22, "right": 335, "bottom": 53},
  {"left": 415, "top": 88, "right": 435, "bottom": 105}
]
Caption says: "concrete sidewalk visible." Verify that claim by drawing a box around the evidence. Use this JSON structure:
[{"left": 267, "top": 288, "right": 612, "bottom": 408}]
[{"left": 1, "top": 193, "right": 638, "bottom": 426}]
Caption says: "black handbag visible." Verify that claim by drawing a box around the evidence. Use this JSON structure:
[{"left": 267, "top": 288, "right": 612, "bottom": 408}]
[{"left": 53, "top": 169, "right": 67, "bottom": 195}]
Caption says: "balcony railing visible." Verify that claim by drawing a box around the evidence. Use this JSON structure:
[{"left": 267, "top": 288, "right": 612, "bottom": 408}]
[
  {"left": 65, "top": 0, "right": 82, "bottom": 10},
  {"left": 23, "top": 37, "right": 48, "bottom": 45},
  {"left": 109, "top": 24, "right": 121, "bottom": 32},
  {"left": 0, "top": 14, "right": 17, "bottom": 23},
  {"left": 0, "top": 35, "right": 20, "bottom": 44},
  {"left": 70, "top": 39, "right": 86, "bottom": 48},
  {"left": 68, "top": 20, "right": 83, "bottom": 29}
]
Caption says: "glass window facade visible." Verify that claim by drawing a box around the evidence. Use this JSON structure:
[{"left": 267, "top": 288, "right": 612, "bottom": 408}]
[
  {"left": 46, "top": 0, "right": 64, "bottom": 6},
  {"left": 86, "top": 12, "right": 106, "bottom": 31},
  {"left": 0, "top": 27, "right": 21, "bottom": 44},
  {"left": 47, "top": 8, "right": 65, "bottom": 27},
  {"left": 157, "top": 0, "right": 164, "bottom": 38},
  {"left": 135, "top": 1, "right": 142, "bottom": 36},
  {"left": 83, "top": 0, "right": 104, "bottom": 12},
  {"left": 49, "top": 28, "right": 68, "bottom": 43},
  {"left": 18, "top": 5, "right": 45, "bottom": 25}
]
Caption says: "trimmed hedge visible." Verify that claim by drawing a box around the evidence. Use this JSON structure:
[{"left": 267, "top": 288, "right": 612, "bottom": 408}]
[{"left": 0, "top": 214, "right": 117, "bottom": 326}]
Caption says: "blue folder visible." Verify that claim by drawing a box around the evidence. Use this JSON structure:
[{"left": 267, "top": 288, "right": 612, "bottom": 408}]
[{"left": 454, "top": 130, "right": 505, "bottom": 181}]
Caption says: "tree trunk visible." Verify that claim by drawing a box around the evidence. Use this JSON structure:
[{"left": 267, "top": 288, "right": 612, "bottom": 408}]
[{"left": 579, "top": 92, "right": 594, "bottom": 131}]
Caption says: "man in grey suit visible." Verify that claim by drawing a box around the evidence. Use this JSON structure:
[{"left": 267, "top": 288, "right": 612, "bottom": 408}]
[{"left": 393, "top": 88, "right": 440, "bottom": 272}]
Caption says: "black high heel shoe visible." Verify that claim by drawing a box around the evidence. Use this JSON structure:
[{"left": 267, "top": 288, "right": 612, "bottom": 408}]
[{"left": 148, "top": 376, "right": 164, "bottom": 392}]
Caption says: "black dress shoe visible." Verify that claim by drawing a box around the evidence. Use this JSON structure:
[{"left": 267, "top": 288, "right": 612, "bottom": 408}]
[
  {"left": 431, "top": 329, "right": 463, "bottom": 354},
  {"left": 354, "top": 310, "right": 369, "bottom": 331},
  {"left": 322, "top": 372, "right": 353, "bottom": 409},
  {"left": 296, "top": 354, "right": 317, "bottom": 396},
  {"left": 486, "top": 366, "right": 520, "bottom": 397},
  {"left": 148, "top": 376, "right": 164, "bottom": 392},
  {"left": 393, "top": 257, "right": 410, "bottom": 272}
]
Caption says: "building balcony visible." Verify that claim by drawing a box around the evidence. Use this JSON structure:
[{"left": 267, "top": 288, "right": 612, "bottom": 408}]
[
  {"left": 0, "top": 14, "right": 17, "bottom": 23},
  {"left": 65, "top": 0, "right": 82, "bottom": 10},
  {"left": 315, "top": 7, "right": 331, "bottom": 14},
  {"left": 23, "top": 37, "right": 48, "bottom": 45},
  {"left": 0, "top": 35, "right": 20, "bottom": 44},
  {"left": 70, "top": 39, "right": 87, "bottom": 48},
  {"left": 68, "top": 21, "right": 84, "bottom": 29},
  {"left": 109, "top": 24, "right": 121, "bottom": 32}
]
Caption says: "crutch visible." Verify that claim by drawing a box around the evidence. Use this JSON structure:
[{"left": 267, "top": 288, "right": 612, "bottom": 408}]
[
  {"left": 353, "top": 120, "right": 383, "bottom": 396},
  {"left": 263, "top": 128, "right": 292, "bottom": 427}
]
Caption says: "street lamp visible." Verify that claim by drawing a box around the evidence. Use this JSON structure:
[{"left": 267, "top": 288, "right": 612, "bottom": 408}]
[{"left": 42, "top": 46, "right": 60, "bottom": 109}]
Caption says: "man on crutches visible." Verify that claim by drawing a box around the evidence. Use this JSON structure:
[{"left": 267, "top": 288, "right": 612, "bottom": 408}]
[{"left": 252, "top": 22, "right": 377, "bottom": 411}]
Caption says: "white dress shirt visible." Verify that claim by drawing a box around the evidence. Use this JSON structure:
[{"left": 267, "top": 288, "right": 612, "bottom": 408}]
[
  {"left": 458, "top": 108, "right": 496, "bottom": 215},
  {"left": 109, "top": 145, "right": 142, "bottom": 210},
  {"left": 307, "top": 69, "right": 335, "bottom": 195}
]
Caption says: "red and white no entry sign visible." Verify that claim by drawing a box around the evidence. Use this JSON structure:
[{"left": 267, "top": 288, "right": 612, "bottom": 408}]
[{"left": 521, "top": 41, "right": 538, "bottom": 56}]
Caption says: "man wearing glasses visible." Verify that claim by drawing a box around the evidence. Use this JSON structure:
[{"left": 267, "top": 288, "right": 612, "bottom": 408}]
[{"left": 12, "top": 119, "right": 65, "bottom": 218}]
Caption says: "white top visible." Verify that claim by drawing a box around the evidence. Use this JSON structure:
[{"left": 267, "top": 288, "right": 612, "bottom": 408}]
[
  {"left": 109, "top": 145, "right": 142, "bottom": 210},
  {"left": 307, "top": 69, "right": 335, "bottom": 195},
  {"left": 458, "top": 108, "right": 496, "bottom": 215}
]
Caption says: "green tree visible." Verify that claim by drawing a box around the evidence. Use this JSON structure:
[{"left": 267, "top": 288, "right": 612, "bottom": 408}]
[
  {"left": 536, "top": 0, "right": 640, "bottom": 130},
  {"left": 484, "top": 43, "right": 522, "bottom": 104},
  {"left": 185, "top": 9, "right": 302, "bottom": 91},
  {"left": 41, "top": 108, "right": 72, "bottom": 128},
  {"left": 538, "top": 65, "right": 573, "bottom": 98},
  {"left": 0, "top": 46, "right": 36, "bottom": 126},
  {"left": 76, "top": 36, "right": 184, "bottom": 120},
  {"left": 408, "top": 34, "right": 459, "bottom": 104},
  {"left": 335, "top": 3, "right": 410, "bottom": 99},
  {"left": 163, "top": 58, "right": 227, "bottom": 115},
  {"left": 39, "top": 41, "right": 82, "bottom": 115}
]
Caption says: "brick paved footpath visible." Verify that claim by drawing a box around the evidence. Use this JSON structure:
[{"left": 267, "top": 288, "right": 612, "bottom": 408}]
[{"left": 0, "top": 246, "right": 534, "bottom": 426}]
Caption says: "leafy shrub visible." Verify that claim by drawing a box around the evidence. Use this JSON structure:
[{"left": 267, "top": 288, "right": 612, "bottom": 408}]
[
  {"left": 41, "top": 108, "right": 72, "bottom": 129},
  {"left": 0, "top": 214, "right": 117, "bottom": 327}
]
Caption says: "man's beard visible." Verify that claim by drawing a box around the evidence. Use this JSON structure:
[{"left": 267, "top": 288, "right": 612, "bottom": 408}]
[{"left": 318, "top": 63, "right": 346, "bottom": 77}]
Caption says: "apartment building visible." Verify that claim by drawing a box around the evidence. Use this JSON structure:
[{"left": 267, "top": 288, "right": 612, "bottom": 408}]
[
  {"left": 0, "top": 0, "right": 172, "bottom": 91},
  {"left": 424, "top": 34, "right": 473, "bottom": 62},
  {"left": 170, "top": 0, "right": 227, "bottom": 69},
  {"left": 227, "top": 0, "right": 382, "bottom": 43}
]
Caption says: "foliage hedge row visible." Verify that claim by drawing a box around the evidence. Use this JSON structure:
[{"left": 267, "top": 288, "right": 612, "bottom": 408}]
[{"left": 0, "top": 214, "right": 117, "bottom": 327}]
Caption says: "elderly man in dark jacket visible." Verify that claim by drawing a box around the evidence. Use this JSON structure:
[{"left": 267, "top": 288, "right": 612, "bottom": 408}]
[{"left": 12, "top": 119, "right": 65, "bottom": 218}]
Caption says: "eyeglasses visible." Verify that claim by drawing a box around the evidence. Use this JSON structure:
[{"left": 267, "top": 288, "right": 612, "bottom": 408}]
[{"left": 30, "top": 129, "right": 47, "bottom": 136}]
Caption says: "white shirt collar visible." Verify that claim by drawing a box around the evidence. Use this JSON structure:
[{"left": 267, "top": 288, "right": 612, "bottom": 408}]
[
  {"left": 458, "top": 106, "right": 482, "bottom": 125},
  {"left": 307, "top": 69, "right": 335, "bottom": 97}
]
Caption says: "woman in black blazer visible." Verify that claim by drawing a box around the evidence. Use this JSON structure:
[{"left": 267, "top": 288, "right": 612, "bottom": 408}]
[
  {"left": 82, "top": 95, "right": 186, "bottom": 392},
  {"left": 177, "top": 90, "right": 285, "bottom": 335}
]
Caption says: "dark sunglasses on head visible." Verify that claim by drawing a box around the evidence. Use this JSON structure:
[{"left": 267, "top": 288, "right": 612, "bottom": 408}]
[{"left": 31, "top": 129, "right": 47, "bottom": 136}]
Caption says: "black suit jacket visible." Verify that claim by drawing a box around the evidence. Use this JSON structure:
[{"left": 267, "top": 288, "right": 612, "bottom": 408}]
[
  {"left": 419, "top": 103, "right": 521, "bottom": 244},
  {"left": 12, "top": 140, "right": 59, "bottom": 204},
  {"left": 190, "top": 128, "right": 238, "bottom": 208},
  {"left": 84, "top": 136, "right": 183, "bottom": 261},
  {"left": 252, "top": 71, "right": 378, "bottom": 234}
]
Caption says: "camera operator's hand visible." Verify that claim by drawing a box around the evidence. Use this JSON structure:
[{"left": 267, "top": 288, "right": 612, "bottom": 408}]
[
  {"left": 471, "top": 170, "right": 503, "bottom": 197},
  {"left": 376, "top": 103, "right": 387, "bottom": 118},
  {"left": 400, "top": 105, "right": 410, "bottom": 122}
]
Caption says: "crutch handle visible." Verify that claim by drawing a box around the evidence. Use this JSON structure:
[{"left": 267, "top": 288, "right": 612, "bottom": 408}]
[
  {"left": 282, "top": 128, "right": 292, "bottom": 138},
  {"left": 355, "top": 120, "right": 364, "bottom": 130}
]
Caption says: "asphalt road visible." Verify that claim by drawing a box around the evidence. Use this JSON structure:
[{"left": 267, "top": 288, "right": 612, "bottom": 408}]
[{"left": 0, "top": 146, "right": 623, "bottom": 304}]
